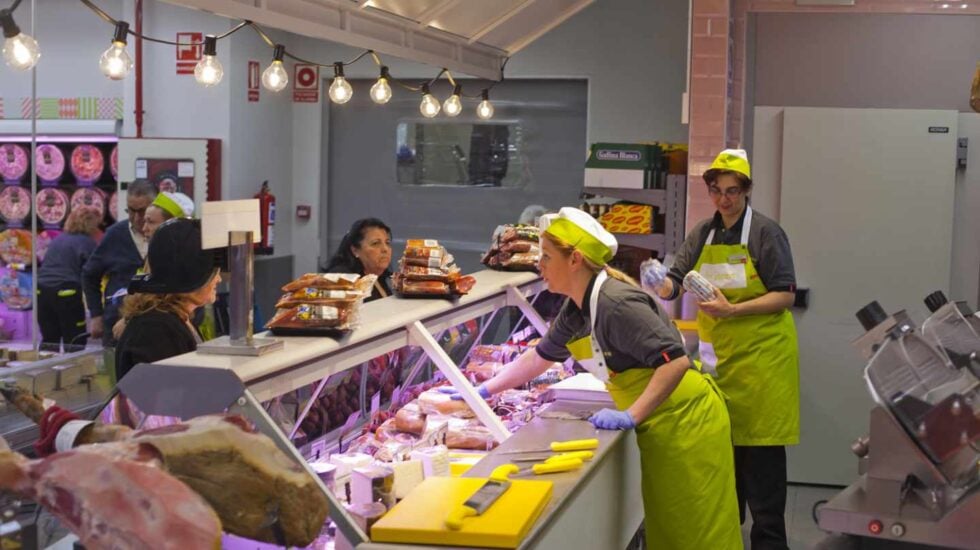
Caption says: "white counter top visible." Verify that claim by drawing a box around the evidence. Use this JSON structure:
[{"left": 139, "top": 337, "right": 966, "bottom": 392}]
[{"left": 156, "top": 270, "right": 543, "bottom": 401}]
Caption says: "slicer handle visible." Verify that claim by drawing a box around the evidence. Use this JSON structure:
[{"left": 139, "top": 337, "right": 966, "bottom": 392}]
[
  {"left": 445, "top": 505, "right": 478, "bottom": 530},
  {"left": 551, "top": 438, "right": 599, "bottom": 452}
]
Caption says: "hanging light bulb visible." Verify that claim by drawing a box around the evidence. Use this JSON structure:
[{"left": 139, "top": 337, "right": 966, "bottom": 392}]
[
  {"left": 1, "top": 9, "right": 40, "bottom": 70},
  {"left": 443, "top": 84, "right": 463, "bottom": 117},
  {"left": 261, "top": 44, "right": 288, "bottom": 92},
  {"left": 476, "top": 89, "right": 494, "bottom": 120},
  {"left": 194, "top": 35, "right": 224, "bottom": 87},
  {"left": 370, "top": 66, "right": 393, "bottom": 104},
  {"left": 99, "top": 21, "right": 133, "bottom": 80},
  {"left": 328, "top": 62, "right": 353, "bottom": 104},
  {"left": 419, "top": 83, "right": 440, "bottom": 118}
]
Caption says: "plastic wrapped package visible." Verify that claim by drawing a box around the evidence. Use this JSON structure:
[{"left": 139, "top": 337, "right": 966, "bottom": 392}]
[
  {"left": 281, "top": 273, "right": 371, "bottom": 292},
  {"left": 394, "top": 403, "right": 426, "bottom": 435},
  {"left": 266, "top": 304, "right": 353, "bottom": 330},
  {"left": 399, "top": 264, "right": 461, "bottom": 282},
  {"left": 500, "top": 225, "right": 540, "bottom": 243},
  {"left": 403, "top": 254, "right": 454, "bottom": 268},
  {"left": 464, "top": 361, "right": 504, "bottom": 383},
  {"left": 683, "top": 270, "right": 717, "bottom": 302},
  {"left": 445, "top": 418, "right": 497, "bottom": 451},
  {"left": 483, "top": 224, "right": 541, "bottom": 272},
  {"left": 417, "top": 388, "right": 476, "bottom": 418},
  {"left": 275, "top": 288, "right": 368, "bottom": 309}
]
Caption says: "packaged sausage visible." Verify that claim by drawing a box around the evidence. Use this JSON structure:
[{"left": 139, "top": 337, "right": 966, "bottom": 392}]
[
  {"left": 499, "top": 241, "right": 538, "bottom": 254},
  {"left": 500, "top": 225, "right": 540, "bottom": 243},
  {"left": 275, "top": 288, "right": 367, "bottom": 309},
  {"left": 400, "top": 265, "right": 460, "bottom": 282},
  {"left": 265, "top": 303, "right": 352, "bottom": 330},
  {"left": 396, "top": 277, "right": 452, "bottom": 296},
  {"left": 405, "top": 239, "right": 440, "bottom": 249},
  {"left": 683, "top": 270, "right": 717, "bottom": 302},
  {"left": 451, "top": 276, "right": 477, "bottom": 295},
  {"left": 394, "top": 403, "right": 426, "bottom": 436},
  {"left": 417, "top": 388, "right": 476, "bottom": 418},
  {"left": 281, "top": 273, "right": 362, "bottom": 292},
  {"left": 446, "top": 418, "right": 497, "bottom": 451},
  {"left": 403, "top": 254, "right": 454, "bottom": 268}
]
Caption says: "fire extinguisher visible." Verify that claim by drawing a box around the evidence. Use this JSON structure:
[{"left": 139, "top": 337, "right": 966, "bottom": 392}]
[{"left": 255, "top": 180, "right": 275, "bottom": 255}]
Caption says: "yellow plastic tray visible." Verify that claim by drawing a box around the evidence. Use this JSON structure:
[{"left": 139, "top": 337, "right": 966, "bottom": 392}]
[{"left": 371, "top": 476, "right": 553, "bottom": 548}]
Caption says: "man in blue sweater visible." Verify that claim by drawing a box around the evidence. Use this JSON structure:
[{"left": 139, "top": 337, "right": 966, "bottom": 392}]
[{"left": 83, "top": 180, "right": 156, "bottom": 346}]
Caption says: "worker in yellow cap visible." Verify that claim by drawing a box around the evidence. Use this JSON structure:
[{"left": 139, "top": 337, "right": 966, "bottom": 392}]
[
  {"left": 446, "top": 206, "right": 742, "bottom": 549},
  {"left": 648, "top": 149, "right": 800, "bottom": 549}
]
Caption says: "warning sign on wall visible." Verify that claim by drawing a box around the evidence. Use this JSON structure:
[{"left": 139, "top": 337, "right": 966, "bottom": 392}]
[
  {"left": 176, "top": 32, "right": 203, "bottom": 75},
  {"left": 293, "top": 64, "right": 319, "bottom": 103},
  {"left": 248, "top": 60, "right": 260, "bottom": 102}
]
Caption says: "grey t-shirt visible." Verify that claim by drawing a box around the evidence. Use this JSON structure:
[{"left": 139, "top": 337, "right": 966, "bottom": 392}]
[
  {"left": 536, "top": 276, "right": 687, "bottom": 372},
  {"left": 667, "top": 207, "right": 797, "bottom": 296}
]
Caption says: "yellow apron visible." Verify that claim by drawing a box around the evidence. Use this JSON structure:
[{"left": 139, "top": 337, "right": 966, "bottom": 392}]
[
  {"left": 694, "top": 206, "right": 800, "bottom": 446},
  {"left": 567, "top": 272, "right": 742, "bottom": 550}
]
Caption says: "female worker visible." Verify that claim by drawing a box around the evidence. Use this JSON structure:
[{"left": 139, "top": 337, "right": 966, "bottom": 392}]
[
  {"left": 467, "top": 207, "right": 742, "bottom": 549},
  {"left": 649, "top": 149, "right": 799, "bottom": 550},
  {"left": 142, "top": 191, "right": 194, "bottom": 238},
  {"left": 323, "top": 218, "right": 393, "bottom": 302}
]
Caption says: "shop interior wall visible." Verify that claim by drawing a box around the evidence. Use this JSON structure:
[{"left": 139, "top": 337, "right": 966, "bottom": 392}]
[
  {"left": 282, "top": 0, "right": 690, "bottom": 272},
  {"left": 749, "top": 11, "right": 980, "bottom": 305}
]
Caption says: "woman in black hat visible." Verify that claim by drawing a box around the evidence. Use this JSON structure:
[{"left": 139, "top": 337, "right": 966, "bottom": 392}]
[{"left": 115, "top": 218, "right": 221, "bottom": 380}]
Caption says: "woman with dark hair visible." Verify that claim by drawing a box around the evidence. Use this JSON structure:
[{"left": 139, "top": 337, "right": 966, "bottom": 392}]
[
  {"left": 323, "top": 218, "right": 393, "bottom": 302},
  {"left": 36, "top": 206, "right": 103, "bottom": 351}
]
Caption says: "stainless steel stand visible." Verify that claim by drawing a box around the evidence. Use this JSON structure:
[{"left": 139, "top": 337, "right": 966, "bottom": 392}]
[{"left": 198, "top": 231, "right": 283, "bottom": 356}]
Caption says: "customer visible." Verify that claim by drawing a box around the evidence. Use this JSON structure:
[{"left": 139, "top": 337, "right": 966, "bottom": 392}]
[
  {"left": 115, "top": 218, "right": 220, "bottom": 380},
  {"left": 649, "top": 149, "right": 799, "bottom": 550},
  {"left": 82, "top": 180, "right": 156, "bottom": 346},
  {"left": 449, "top": 207, "right": 742, "bottom": 549},
  {"left": 36, "top": 207, "right": 102, "bottom": 351},
  {"left": 323, "top": 218, "right": 393, "bottom": 302},
  {"left": 142, "top": 191, "right": 194, "bottom": 237}
]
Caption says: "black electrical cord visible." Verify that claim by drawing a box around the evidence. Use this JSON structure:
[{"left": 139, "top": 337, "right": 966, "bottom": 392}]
[{"left": 811, "top": 499, "right": 828, "bottom": 524}]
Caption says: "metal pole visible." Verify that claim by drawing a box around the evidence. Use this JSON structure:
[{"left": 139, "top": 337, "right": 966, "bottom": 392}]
[
  {"left": 228, "top": 230, "right": 254, "bottom": 343},
  {"left": 30, "top": 0, "right": 38, "bottom": 351}
]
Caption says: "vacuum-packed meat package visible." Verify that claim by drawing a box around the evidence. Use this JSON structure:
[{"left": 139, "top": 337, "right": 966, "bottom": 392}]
[
  {"left": 266, "top": 304, "right": 353, "bottom": 330},
  {"left": 394, "top": 403, "right": 426, "bottom": 435},
  {"left": 403, "top": 254, "right": 454, "bottom": 268},
  {"left": 499, "top": 240, "right": 538, "bottom": 254},
  {"left": 417, "top": 388, "right": 476, "bottom": 418},
  {"left": 400, "top": 265, "right": 460, "bottom": 282},
  {"left": 404, "top": 246, "right": 445, "bottom": 259},
  {"left": 501, "top": 225, "right": 540, "bottom": 243},
  {"left": 275, "top": 287, "right": 367, "bottom": 309},
  {"left": 484, "top": 224, "right": 541, "bottom": 272},
  {"left": 281, "top": 272, "right": 371, "bottom": 292},
  {"left": 395, "top": 277, "right": 451, "bottom": 296},
  {"left": 446, "top": 418, "right": 497, "bottom": 451}
]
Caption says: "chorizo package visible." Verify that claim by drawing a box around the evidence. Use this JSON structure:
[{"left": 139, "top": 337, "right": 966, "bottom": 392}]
[
  {"left": 500, "top": 225, "right": 540, "bottom": 243},
  {"left": 446, "top": 418, "right": 497, "bottom": 451},
  {"left": 417, "top": 388, "right": 475, "bottom": 418},
  {"left": 396, "top": 277, "right": 452, "bottom": 296},
  {"left": 265, "top": 303, "right": 352, "bottom": 330},
  {"left": 281, "top": 273, "right": 364, "bottom": 293},
  {"left": 403, "top": 254, "right": 454, "bottom": 268},
  {"left": 400, "top": 265, "right": 460, "bottom": 282},
  {"left": 394, "top": 403, "right": 426, "bottom": 436},
  {"left": 275, "top": 288, "right": 366, "bottom": 309}
]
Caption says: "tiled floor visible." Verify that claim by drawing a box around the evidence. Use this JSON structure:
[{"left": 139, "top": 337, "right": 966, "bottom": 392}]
[{"left": 742, "top": 484, "right": 947, "bottom": 550}]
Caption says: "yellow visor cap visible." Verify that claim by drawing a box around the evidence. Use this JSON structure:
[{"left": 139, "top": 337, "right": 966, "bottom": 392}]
[{"left": 707, "top": 148, "right": 751, "bottom": 179}]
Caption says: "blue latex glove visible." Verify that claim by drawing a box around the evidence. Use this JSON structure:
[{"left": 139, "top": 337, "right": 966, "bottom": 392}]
[
  {"left": 640, "top": 259, "right": 668, "bottom": 291},
  {"left": 437, "top": 384, "right": 491, "bottom": 401},
  {"left": 588, "top": 408, "right": 636, "bottom": 430}
]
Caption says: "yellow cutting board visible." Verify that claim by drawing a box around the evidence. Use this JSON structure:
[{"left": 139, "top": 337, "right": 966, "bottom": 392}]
[{"left": 371, "top": 476, "right": 553, "bottom": 548}]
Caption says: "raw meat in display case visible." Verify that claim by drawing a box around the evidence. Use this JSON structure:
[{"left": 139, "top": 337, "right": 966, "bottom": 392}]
[
  {"left": 34, "top": 144, "right": 66, "bottom": 182},
  {"left": 69, "top": 144, "right": 106, "bottom": 182},
  {"left": 0, "top": 144, "right": 28, "bottom": 182}
]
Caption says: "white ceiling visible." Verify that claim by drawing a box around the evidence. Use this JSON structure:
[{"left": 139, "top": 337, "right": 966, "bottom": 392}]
[{"left": 161, "top": 0, "right": 595, "bottom": 80}]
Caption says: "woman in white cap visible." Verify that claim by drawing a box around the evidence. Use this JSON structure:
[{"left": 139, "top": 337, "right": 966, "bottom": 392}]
[
  {"left": 451, "top": 207, "right": 742, "bottom": 549},
  {"left": 142, "top": 191, "right": 194, "bottom": 238},
  {"left": 649, "top": 149, "right": 799, "bottom": 549}
]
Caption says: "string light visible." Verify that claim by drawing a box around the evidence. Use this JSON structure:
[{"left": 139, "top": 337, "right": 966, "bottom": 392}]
[
  {"left": 477, "top": 89, "right": 494, "bottom": 120},
  {"left": 194, "top": 35, "right": 223, "bottom": 87},
  {"left": 329, "top": 62, "right": 353, "bottom": 104},
  {"left": 443, "top": 84, "right": 463, "bottom": 117},
  {"left": 1, "top": 9, "right": 40, "bottom": 70},
  {"left": 261, "top": 44, "right": 288, "bottom": 92},
  {"left": 99, "top": 21, "right": 132, "bottom": 80},
  {"left": 419, "top": 83, "right": 440, "bottom": 118},
  {"left": 370, "top": 66, "right": 393, "bottom": 104}
]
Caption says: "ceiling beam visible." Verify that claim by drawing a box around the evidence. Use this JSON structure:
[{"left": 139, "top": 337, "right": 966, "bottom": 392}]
[
  {"left": 157, "top": 0, "right": 505, "bottom": 79},
  {"left": 504, "top": 0, "right": 592, "bottom": 54},
  {"left": 415, "top": 0, "right": 461, "bottom": 29},
  {"left": 468, "top": 0, "right": 539, "bottom": 44}
]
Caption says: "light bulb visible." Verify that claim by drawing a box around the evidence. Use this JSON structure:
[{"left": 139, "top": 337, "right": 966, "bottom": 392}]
[
  {"left": 328, "top": 63, "right": 353, "bottom": 104},
  {"left": 1, "top": 11, "right": 39, "bottom": 70},
  {"left": 371, "top": 66, "right": 392, "bottom": 104},
  {"left": 477, "top": 90, "right": 494, "bottom": 119},
  {"left": 420, "top": 84, "right": 440, "bottom": 118},
  {"left": 194, "top": 36, "right": 223, "bottom": 87},
  {"left": 262, "top": 61, "right": 288, "bottom": 92},
  {"left": 443, "top": 84, "right": 462, "bottom": 117},
  {"left": 100, "top": 42, "right": 132, "bottom": 80}
]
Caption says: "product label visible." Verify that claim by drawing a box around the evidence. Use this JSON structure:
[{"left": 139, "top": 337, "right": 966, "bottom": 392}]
[
  {"left": 55, "top": 420, "right": 94, "bottom": 452},
  {"left": 596, "top": 149, "right": 641, "bottom": 162}
]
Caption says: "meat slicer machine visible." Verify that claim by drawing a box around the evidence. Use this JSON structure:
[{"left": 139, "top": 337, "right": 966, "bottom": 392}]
[{"left": 817, "top": 291, "right": 980, "bottom": 548}]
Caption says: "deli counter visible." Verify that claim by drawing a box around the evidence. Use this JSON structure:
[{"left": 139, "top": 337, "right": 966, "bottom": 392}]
[{"left": 151, "top": 270, "right": 643, "bottom": 549}]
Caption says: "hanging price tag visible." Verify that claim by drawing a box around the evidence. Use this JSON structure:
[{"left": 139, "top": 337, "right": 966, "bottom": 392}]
[
  {"left": 390, "top": 385, "right": 403, "bottom": 410},
  {"left": 341, "top": 411, "right": 360, "bottom": 434},
  {"left": 370, "top": 392, "right": 381, "bottom": 418}
]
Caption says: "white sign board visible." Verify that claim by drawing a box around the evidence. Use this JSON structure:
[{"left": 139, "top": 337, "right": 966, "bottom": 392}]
[{"left": 201, "top": 200, "right": 261, "bottom": 250}]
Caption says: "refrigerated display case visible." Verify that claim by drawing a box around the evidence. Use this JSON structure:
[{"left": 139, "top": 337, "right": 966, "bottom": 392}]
[{"left": 139, "top": 269, "right": 643, "bottom": 549}]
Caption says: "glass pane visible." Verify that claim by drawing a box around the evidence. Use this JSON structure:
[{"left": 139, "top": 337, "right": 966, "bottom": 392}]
[{"left": 396, "top": 121, "right": 526, "bottom": 187}]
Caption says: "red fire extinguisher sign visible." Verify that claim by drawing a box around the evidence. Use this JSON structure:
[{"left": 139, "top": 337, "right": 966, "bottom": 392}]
[{"left": 255, "top": 180, "right": 275, "bottom": 254}]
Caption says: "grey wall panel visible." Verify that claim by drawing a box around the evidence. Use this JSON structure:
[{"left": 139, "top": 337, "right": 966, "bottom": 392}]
[{"left": 325, "top": 79, "right": 587, "bottom": 273}]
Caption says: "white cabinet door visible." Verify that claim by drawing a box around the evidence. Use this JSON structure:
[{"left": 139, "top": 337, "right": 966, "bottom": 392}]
[{"left": 778, "top": 107, "right": 958, "bottom": 485}]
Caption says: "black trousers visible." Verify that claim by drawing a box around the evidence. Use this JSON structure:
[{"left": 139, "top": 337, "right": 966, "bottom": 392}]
[
  {"left": 735, "top": 445, "right": 788, "bottom": 550},
  {"left": 37, "top": 285, "right": 87, "bottom": 351}
]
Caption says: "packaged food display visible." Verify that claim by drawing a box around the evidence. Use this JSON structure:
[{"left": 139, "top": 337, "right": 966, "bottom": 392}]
[
  {"left": 70, "top": 144, "right": 105, "bottom": 182},
  {"left": 0, "top": 186, "right": 31, "bottom": 224},
  {"left": 281, "top": 272, "right": 365, "bottom": 292},
  {"left": 0, "top": 144, "right": 28, "bottom": 182},
  {"left": 483, "top": 224, "right": 541, "bottom": 271},
  {"left": 268, "top": 273, "right": 375, "bottom": 335},
  {"left": 35, "top": 144, "right": 66, "bottom": 182},
  {"left": 417, "top": 388, "right": 476, "bottom": 418},
  {"left": 393, "top": 239, "right": 475, "bottom": 297},
  {"left": 35, "top": 188, "right": 70, "bottom": 226}
]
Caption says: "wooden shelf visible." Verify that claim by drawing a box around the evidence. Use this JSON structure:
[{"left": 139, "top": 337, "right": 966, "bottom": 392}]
[
  {"left": 612, "top": 232, "right": 664, "bottom": 251},
  {"left": 583, "top": 187, "right": 666, "bottom": 208}
]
